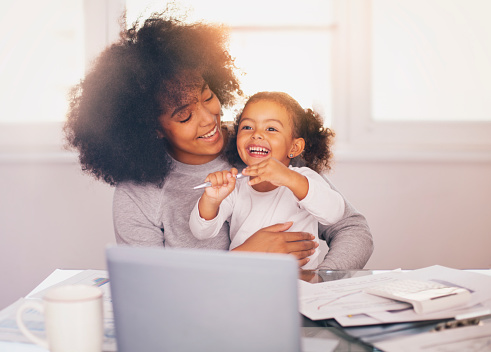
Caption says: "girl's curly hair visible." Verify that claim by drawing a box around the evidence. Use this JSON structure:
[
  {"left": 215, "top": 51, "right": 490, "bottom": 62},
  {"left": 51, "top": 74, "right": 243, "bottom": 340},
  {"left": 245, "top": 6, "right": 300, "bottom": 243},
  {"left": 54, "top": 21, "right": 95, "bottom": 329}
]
[
  {"left": 225, "top": 91, "right": 335, "bottom": 173},
  {"left": 64, "top": 11, "right": 241, "bottom": 186}
]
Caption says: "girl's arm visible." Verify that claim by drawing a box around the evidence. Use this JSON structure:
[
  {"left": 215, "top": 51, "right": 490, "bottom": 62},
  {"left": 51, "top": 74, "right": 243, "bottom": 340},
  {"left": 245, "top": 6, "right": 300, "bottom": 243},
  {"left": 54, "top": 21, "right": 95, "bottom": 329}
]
[
  {"left": 295, "top": 167, "right": 345, "bottom": 225},
  {"left": 189, "top": 196, "right": 234, "bottom": 240},
  {"left": 190, "top": 169, "right": 238, "bottom": 241}
]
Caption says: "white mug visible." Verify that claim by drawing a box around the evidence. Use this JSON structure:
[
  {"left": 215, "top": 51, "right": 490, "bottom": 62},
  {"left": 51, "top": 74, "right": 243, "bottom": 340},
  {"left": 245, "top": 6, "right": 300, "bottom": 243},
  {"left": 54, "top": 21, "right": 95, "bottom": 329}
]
[{"left": 16, "top": 284, "right": 103, "bottom": 352}]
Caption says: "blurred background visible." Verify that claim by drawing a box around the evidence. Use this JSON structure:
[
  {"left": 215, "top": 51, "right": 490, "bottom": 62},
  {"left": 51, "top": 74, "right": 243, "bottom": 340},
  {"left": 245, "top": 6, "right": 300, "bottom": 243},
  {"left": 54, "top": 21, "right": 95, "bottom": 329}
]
[{"left": 1, "top": 0, "right": 490, "bottom": 309}]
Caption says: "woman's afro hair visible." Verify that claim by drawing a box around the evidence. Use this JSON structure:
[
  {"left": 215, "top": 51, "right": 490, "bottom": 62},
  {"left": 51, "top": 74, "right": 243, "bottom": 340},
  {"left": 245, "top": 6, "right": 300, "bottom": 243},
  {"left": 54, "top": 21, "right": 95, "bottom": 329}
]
[{"left": 64, "top": 11, "right": 241, "bottom": 186}]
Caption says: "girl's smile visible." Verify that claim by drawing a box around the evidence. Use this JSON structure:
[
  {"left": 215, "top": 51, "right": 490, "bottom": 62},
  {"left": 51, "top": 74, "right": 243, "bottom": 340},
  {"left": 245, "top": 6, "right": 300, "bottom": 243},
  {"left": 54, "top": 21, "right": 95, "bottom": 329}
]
[{"left": 245, "top": 144, "right": 271, "bottom": 158}]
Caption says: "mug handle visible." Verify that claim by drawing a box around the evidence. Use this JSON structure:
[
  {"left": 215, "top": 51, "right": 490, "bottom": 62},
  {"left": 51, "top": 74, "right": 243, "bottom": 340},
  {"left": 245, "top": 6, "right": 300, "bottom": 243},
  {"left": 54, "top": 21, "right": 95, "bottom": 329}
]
[{"left": 16, "top": 300, "right": 49, "bottom": 349}]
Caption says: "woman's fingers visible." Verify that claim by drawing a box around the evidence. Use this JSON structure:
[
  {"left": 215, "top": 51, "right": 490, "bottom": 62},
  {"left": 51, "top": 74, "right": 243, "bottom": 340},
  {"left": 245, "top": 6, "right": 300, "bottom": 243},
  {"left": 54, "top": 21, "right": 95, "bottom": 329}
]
[
  {"left": 290, "top": 248, "right": 316, "bottom": 260},
  {"left": 233, "top": 223, "right": 317, "bottom": 257},
  {"left": 283, "top": 231, "right": 315, "bottom": 243},
  {"left": 258, "top": 222, "right": 293, "bottom": 232},
  {"left": 297, "top": 258, "right": 310, "bottom": 268}
]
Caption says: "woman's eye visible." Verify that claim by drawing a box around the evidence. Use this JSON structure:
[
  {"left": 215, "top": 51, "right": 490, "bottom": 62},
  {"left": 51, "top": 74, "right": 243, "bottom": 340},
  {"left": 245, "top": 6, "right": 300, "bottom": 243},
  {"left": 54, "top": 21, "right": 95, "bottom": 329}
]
[
  {"left": 180, "top": 113, "right": 192, "bottom": 123},
  {"left": 204, "top": 92, "right": 214, "bottom": 102}
]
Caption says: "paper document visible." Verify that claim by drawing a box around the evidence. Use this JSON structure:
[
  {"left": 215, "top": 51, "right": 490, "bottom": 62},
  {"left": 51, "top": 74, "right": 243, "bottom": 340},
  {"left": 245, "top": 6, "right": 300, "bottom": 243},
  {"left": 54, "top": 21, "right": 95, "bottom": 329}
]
[
  {"left": 299, "top": 270, "right": 410, "bottom": 320},
  {"left": 300, "top": 266, "right": 491, "bottom": 325},
  {"left": 28, "top": 269, "right": 110, "bottom": 299}
]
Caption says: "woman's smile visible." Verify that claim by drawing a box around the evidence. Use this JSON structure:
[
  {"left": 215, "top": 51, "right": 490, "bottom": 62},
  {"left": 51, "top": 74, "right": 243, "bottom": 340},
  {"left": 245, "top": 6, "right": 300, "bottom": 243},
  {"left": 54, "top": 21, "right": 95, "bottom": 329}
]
[{"left": 198, "top": 124, "right": 219, "bottom": 140}]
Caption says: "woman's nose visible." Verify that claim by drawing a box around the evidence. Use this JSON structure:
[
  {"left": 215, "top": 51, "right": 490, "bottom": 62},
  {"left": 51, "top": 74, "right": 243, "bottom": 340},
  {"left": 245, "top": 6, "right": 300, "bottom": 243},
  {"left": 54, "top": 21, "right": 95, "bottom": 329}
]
[{"left": 197, "top": 104, "right": 216, "bottom": 125}]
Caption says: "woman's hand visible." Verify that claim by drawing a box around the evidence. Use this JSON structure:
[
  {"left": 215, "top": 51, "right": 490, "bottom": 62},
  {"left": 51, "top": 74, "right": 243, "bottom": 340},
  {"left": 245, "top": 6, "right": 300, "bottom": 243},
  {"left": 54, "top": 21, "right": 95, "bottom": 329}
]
[{"left": 232, "top": 222, "right": 318, "bottom": 267}]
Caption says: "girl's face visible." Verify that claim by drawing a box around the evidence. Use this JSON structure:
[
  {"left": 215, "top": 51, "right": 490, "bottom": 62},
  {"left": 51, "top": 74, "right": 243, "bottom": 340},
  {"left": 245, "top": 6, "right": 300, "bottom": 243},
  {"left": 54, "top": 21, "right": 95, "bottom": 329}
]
[
  {"left": 236, "top": 100, "right": 301, "bottom": 167},
  {"left": 158, "top": 80, "right": 224, "bottom": 165}
]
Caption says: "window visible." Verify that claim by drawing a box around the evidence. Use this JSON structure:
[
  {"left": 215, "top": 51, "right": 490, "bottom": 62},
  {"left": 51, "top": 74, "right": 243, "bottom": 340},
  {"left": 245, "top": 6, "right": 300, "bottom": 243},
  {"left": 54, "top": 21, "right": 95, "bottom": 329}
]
[
  {"left": 3, "top": 0, "right": 490, "bottom": 160},
  {"left": 0, "top": 0, "right": 84, "bottom": 124},
  {"left": 0, "top": 0, "right": 123, "bottom": 153},
  {"left": 125, "top": 0, "right": 334, "bottom": 123},
  {"left": 333, "top": 0, "right": 491, "bottom": 159},
  {"left": 372, "top": 0, "right": 491, "bottom": 123}
]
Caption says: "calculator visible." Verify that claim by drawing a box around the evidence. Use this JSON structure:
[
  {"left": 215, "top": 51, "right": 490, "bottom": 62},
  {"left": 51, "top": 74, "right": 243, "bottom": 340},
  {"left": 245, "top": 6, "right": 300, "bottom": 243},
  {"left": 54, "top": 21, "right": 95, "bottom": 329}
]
[{"left": 364, "top": 279, "right": 471, "bottom": 315}]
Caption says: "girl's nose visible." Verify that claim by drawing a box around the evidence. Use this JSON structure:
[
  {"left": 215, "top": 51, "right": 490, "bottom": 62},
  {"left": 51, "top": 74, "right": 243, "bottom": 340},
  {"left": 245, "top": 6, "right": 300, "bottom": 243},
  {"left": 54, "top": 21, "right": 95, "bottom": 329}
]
[{"left": 252, "top": 130, "right": 263, "bottom": 139}]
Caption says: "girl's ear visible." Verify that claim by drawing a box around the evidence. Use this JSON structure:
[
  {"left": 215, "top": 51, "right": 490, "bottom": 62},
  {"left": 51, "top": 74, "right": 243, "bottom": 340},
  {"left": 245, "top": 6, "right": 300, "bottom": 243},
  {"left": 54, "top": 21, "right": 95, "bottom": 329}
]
[{"left": 289, "top": 138, "right": 305, "bottom": 158}]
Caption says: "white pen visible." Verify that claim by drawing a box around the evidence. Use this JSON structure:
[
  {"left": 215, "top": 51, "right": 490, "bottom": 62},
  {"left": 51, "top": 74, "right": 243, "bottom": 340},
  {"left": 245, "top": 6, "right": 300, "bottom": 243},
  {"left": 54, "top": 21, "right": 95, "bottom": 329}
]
[{"left": 193, "top": 172, "right": 245, "bottom": 190}]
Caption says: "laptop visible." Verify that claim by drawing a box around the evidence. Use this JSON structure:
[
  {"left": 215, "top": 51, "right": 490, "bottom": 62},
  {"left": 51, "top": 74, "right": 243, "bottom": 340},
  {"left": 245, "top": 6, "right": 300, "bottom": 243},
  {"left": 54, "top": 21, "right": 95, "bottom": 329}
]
[{"left": 106, "top": 246, "right": 302, "bottom": 352}]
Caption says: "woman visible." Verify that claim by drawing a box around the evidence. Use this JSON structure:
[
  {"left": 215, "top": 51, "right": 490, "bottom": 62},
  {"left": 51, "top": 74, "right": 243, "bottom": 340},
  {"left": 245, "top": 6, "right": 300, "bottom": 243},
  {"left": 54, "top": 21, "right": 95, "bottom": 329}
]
[{"left": 64, "top": 12, "right": 373, "bottom": 269}]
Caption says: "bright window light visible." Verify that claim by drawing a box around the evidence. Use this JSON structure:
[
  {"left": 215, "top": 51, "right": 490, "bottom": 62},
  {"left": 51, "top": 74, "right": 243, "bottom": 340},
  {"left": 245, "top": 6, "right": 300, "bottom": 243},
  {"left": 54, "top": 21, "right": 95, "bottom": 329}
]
[
  {"left": 0, "top": 0, "right": 85, "bottom": 123},
  {"left": 372, "top": 0, "right": 491, "bottom": 122},
  {"left": 125, "top": 0, "right": 334, "bottom": 124}
]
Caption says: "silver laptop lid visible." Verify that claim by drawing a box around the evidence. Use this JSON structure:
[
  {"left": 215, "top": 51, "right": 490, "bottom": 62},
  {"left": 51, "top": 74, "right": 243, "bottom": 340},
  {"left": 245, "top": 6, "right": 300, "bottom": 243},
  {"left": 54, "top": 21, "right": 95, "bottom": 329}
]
[{"left": 106, "top": 246, "right": 301, "bottom": 352}]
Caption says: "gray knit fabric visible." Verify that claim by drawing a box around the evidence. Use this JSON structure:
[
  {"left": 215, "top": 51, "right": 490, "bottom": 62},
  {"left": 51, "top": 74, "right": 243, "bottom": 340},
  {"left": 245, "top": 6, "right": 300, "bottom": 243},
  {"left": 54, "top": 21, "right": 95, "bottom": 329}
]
[{"left": 113, "top": 156, "right": 373, "bottom": 269}]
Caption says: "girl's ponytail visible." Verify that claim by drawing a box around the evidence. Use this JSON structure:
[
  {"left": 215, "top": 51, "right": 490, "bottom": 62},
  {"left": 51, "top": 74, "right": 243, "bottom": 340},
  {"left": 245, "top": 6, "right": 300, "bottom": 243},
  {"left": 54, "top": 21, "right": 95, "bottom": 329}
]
[{"left": 297, "top": 108, "right": 334, "bottom": 173}]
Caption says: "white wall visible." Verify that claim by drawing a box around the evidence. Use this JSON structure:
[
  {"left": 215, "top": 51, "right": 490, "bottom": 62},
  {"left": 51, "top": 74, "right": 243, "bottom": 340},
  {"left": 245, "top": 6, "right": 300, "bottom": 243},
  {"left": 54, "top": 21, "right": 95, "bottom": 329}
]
[
  {"left": 328, "top": 158, "right": 491, "bottom": 270},
  {"left": 0, "top": 158, "right": 115, "bottom": 309},
  {"left": 1, "top": 156, "right": 491, "bottom": 309}
]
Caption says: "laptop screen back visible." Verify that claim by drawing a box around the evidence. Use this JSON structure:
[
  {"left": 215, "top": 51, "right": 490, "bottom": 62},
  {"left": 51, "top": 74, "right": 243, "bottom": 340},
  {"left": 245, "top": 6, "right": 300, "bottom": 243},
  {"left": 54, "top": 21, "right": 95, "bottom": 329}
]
[{"left": 106, "top": 246, "right": 301, "bottom": 352}]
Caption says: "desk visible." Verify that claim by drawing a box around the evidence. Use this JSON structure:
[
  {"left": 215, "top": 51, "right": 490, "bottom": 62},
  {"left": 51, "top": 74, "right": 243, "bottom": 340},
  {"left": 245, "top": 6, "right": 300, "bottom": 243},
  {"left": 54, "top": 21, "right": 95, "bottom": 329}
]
[{"left": 1, "top": 269, "right": 490, "bottom": 352}]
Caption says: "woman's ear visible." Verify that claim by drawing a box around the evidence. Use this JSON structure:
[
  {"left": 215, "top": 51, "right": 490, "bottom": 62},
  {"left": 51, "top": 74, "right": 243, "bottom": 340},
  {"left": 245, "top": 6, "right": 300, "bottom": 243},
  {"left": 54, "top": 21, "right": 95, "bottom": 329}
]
[
  {"left": 156, "top": 129, "right": 165, "bottom": 139},
  {"left": 289, "top": 138, "right": 305, "bottom": 158}
]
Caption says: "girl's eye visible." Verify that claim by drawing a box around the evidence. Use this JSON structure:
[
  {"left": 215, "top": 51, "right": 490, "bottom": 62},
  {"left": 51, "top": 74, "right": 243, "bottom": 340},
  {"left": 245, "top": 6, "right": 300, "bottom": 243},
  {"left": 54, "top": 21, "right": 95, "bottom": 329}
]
[
  {"left": 240, "top": 125, "right": 252, "bottom": 130},
  {"left": 204, "top": 92, "right": 214, "bottom": 102},
  {"left": 266, "top": 127, "right": 277, "bottom": 132}
]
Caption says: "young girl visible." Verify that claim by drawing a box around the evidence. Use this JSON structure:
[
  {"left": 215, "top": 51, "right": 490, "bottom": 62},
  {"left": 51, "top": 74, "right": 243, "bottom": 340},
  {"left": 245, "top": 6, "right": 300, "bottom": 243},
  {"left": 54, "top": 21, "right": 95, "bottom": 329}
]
[{"left": 189, "top": 92, "right": 345, "bottom": 269}]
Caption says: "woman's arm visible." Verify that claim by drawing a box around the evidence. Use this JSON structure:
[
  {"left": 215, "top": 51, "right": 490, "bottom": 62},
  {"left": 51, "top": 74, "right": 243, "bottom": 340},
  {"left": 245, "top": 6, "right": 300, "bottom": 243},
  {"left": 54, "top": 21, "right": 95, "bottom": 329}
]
[
  {"left": 317, "top": 175, "right": 374, "bottom": 270},
  {"left": 113, "top": 185, "right": 165, "bottom": 247}
]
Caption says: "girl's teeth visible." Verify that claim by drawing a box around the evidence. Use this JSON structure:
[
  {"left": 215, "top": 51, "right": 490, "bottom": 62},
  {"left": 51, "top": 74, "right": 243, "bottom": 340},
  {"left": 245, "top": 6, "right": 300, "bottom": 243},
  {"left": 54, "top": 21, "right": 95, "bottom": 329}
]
[{"left": 249, "top": 147, "right": 269, "bottom": 154}]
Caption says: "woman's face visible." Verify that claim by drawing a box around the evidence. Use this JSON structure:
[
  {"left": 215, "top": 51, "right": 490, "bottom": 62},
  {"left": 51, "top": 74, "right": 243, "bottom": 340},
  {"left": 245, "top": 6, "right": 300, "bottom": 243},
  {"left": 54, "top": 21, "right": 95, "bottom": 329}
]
[
  {"left": 158, "top": 79, "right": 224, "bottom": 165},
  {"left": 236, "top": 100, "right": 297, "bottom": 167}
]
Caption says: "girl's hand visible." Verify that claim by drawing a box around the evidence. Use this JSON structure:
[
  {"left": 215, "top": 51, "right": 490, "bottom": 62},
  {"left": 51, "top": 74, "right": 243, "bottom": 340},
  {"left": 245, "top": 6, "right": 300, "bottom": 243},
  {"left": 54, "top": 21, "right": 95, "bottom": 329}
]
[
  {"left": 243, "top": 158, "right": 309, "bottom": 200},
  {"left": 202, "top": 168, "right": 239, "bottom": 205},
  {"left": 242, "top": 158, "right": 294, "bottom": 188}
]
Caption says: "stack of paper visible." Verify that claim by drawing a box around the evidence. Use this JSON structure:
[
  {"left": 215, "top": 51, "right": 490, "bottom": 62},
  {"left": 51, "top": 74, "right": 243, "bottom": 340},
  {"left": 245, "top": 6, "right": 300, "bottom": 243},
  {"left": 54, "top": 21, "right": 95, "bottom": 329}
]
[{"left": 299, "top": 265, "right": 491, "bottom": 327}]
